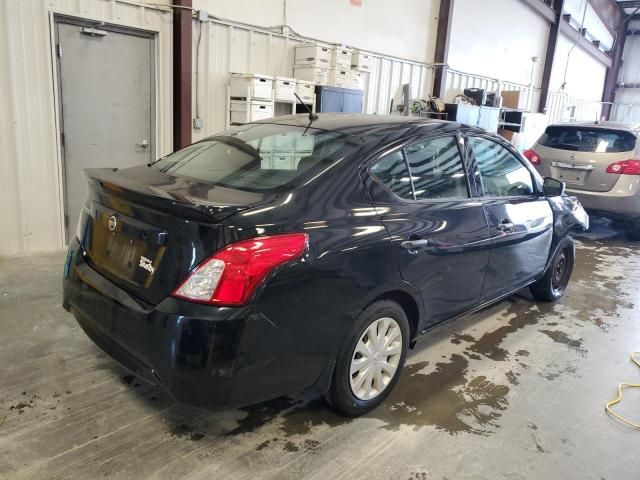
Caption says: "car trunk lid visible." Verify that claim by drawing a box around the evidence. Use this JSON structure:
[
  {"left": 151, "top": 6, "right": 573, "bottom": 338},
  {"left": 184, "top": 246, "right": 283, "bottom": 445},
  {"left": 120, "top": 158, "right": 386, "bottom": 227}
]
[
  {"left": 534, "top": 145, "right": 630, "bottom": 192},
  {"left": 532, "top": 125, "right": 638, "bottom": 193},
  {"left": 79, "top": 166, "right": 274, "bottom": 305}
]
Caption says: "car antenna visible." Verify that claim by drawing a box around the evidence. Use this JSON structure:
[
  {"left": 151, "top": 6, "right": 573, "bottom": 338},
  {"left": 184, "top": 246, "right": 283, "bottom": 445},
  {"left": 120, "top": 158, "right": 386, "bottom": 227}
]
[{"left": 293, "top": 92, "right": 318, "bottom": 122}]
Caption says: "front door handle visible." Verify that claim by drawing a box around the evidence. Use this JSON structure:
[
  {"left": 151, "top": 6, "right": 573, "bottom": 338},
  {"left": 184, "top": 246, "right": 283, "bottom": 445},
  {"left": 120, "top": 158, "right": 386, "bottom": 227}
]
[
  {"left": 400, "top": 239, "right": 429, "bottom": 253},
  {"left": 496, "top": 220, "right": 514, "bottom": 232}
]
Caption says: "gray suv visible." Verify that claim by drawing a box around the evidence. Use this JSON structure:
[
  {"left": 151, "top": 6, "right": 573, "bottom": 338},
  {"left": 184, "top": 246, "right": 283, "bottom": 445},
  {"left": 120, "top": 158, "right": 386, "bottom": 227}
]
[{"left": 525, "top": 122, "right": 640, "bottom": 239}]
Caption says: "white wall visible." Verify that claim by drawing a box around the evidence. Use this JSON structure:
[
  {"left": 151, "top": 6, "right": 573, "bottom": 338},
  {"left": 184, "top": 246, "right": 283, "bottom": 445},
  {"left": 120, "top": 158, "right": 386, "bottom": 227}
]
[
  {"left": 193, "top": 0, "right": 438, "bottom": 63},
  {"left": 0, "top": 0, "right": 173, "bottom": 256},
  {"left": 190, "top": 18, "right": 433, "bottom": 140},
  {"left": 549, "top": 32, "right": 607, "bottom": 100},
  {"left": 448, "top": 0, "right": 550, "bottom": 87}
]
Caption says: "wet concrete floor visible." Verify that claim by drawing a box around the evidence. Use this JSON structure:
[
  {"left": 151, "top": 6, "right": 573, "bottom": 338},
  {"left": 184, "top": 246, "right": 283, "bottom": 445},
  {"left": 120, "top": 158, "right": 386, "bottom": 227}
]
[{"left": 1, "top": 217, "right": 639, "bottom": 479}]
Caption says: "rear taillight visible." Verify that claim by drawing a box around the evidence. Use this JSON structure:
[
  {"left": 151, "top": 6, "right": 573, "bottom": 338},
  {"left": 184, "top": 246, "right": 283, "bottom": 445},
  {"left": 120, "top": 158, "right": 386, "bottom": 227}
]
[
  {"left": 523, "top": 149, "right": 541, "bottom": 165},
  {"left": 605, "top": 159, "right": 640, "bottom": 175},
  {"left": 171, "top": 233, "right": 308, "bottom": 306}
]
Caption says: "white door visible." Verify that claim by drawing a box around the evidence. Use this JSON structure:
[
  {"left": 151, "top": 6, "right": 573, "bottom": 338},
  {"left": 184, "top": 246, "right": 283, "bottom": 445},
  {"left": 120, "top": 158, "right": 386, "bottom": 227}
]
[{"left": 55, "top": 19, "right": 155, "bottom": 242}]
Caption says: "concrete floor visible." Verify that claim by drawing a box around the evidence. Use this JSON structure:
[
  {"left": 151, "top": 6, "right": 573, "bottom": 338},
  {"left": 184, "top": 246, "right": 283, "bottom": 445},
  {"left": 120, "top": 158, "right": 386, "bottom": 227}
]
[{"left": 1, "top": 217, "right": 639, "bottom": 480}]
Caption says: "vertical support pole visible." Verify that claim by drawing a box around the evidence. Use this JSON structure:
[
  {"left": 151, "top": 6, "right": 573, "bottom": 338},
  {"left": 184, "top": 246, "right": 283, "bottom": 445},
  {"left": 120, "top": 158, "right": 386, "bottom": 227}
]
[
  {"left": 173, "top": 0, "right": 192, "bottom": 150},
  {"left": 538, "top": 0, "right": 564, "bottom": 114},
  {"left": 432, "top": 0, "right": 454, "bottom": 99},
  {"left": 601, "top": 23, "right": 627, "bottom": 120}
]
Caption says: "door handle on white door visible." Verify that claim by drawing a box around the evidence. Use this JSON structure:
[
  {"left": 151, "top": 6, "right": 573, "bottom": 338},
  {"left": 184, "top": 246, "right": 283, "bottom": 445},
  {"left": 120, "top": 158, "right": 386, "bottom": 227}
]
[{"left": 139, "top": 139, "right": 149, "bottom": 149}]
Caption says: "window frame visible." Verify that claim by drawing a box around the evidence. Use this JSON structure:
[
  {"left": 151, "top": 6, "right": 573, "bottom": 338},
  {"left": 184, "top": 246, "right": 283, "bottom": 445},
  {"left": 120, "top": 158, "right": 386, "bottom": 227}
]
[
  {"left": 465, "top": 133, "right": 542, "bottom": 199},
  {"left": 367, "top": 133, "right": 473, "bottom": 204}
]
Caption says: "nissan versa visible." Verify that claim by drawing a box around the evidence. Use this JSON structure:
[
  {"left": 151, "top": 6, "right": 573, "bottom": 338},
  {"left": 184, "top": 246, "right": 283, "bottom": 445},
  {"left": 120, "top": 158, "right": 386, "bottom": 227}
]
[{"left": 63, "top": 114, "right": 588, "bottom": 416}]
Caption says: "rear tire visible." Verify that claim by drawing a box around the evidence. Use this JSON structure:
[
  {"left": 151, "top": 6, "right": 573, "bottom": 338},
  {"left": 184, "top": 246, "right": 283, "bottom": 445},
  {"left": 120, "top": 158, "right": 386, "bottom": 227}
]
[
  {"left": 530, "top": 239, "right": 575, "bottom": 302},
  {"left": 326, "top": 300, "right": 409, "bottom": 416}
]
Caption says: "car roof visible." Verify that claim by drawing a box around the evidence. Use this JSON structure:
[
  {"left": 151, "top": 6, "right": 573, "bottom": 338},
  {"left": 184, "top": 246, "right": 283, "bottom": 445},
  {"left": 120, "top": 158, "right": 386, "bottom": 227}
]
[
  {"left": 547, "top": 121, "right": 640, "bottom": 135},
  {"left": 253, "top": 113, "right": 466, "bottom": 137}
]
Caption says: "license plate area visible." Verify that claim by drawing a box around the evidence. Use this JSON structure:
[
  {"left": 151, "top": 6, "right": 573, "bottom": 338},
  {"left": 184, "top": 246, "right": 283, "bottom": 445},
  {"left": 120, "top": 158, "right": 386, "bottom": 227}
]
[
  {"left": 556, "top": 168, "right": 586, "bottom": 186},
  {"left": 87, "top": 203, "right": 167, "bottom": 287}
]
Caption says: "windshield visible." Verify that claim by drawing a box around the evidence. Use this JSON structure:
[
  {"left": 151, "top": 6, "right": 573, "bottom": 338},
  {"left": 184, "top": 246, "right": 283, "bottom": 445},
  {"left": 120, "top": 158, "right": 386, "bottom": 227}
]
[
  {"left": 152, "top": 123, "right": 362, "bottom": 192},
  {"left": 539, "top": 126, "right": 637, "bottom": 153}
]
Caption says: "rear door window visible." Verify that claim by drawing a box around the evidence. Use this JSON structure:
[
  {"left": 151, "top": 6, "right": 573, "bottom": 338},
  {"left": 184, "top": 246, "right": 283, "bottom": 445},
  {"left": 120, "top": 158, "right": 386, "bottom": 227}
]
[
  {"left": 369, "top": 136, "right": 469, "bottom": 201},
  {"left": 152, "top": 123, "right": 361, "bottom": 192},
  {"left": 404, "top": 136, "right": 469, "bottom": 200},
  {"left": 369, "top": 151, "right": 414, "bottom": 200},
  {"left": 538, "top": 126, "right": 637, "bottom": 153}
]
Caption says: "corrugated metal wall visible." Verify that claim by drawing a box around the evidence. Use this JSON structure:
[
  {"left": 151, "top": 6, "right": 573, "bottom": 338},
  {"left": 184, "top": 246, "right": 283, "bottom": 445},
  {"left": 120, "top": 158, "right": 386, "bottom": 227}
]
[
  {"left": 191, "top": 18, "right": 434, "bottom": 141},
  {"left": 0, "top": 0, "right": 173, "bottom": 256},
  {"left": 611, "top": 22, "right": 640, "bottom": 124}
]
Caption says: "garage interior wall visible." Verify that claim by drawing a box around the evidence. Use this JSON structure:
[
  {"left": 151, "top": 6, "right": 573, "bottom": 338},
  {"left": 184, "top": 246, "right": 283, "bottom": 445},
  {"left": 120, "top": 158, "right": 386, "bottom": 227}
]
[
  {"left": 612, "top": 19, "right": 640, "bottom": 123},
  {"left": 0, "top": 0, "right": 173, "bottom": 257},
  {"left": 190, "top": 0, "right": 438, "bottom": 140},
  {"left": 192, "top": 0, "right": 437, "bottom": 63},
  {"left": 447, "top": 0, "right": 550, "bottom": 89}
]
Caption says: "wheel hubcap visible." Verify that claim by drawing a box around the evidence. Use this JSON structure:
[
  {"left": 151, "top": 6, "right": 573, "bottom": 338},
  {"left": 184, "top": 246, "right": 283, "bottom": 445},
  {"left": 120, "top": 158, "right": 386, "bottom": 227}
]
[{"left": 349, "top": 317, "right": 402, "bottom": 401}]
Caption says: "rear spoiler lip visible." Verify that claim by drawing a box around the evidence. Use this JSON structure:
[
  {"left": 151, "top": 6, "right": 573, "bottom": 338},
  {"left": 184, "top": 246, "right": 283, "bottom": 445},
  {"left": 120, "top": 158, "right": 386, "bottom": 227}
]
[{"left": 84, "top": 170, "right": 269, "bottom": 223}]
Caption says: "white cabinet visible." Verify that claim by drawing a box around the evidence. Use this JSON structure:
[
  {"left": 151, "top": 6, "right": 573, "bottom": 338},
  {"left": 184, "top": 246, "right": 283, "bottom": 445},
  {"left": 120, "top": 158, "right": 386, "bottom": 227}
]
[{"left": 478, "top": 106, "right": 500, "bottom": 132}]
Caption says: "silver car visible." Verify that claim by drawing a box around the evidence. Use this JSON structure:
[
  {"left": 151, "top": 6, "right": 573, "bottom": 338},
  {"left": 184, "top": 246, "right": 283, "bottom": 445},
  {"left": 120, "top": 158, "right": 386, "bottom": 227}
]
[{"left": 524, "top": 122, "right": 640, "bottom": 239}]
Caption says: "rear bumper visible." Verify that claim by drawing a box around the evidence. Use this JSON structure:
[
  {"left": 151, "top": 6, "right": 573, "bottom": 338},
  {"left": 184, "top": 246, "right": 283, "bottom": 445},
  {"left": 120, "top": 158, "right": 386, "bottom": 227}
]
[
  {"left": 62, "top": 240, "right": 334, "bottom": 409},
  {"left": 566, "top": 175, "right": 640, "bottom": 222}
]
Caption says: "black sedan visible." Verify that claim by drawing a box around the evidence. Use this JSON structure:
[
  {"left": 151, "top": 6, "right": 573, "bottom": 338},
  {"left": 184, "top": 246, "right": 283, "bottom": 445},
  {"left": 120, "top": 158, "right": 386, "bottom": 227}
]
[{"left": 63, "top": 114, "right": 588, "bottom": 416}]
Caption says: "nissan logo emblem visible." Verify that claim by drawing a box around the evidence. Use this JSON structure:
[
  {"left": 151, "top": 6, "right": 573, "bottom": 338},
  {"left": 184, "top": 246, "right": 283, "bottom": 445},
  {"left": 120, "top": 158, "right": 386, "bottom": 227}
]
[{"left": 108, "top": 215, "right": 118, "bottom": 232}]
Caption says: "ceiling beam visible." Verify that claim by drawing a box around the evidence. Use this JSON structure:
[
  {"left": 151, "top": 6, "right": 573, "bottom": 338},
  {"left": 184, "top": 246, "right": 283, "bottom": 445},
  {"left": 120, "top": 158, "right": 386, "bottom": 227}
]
[
  {"left": 518, "top": 0, "right": 557, "bottom": 24},
  {"left": 559, "top": 21, "right": 613, "bottom": 67},
  {"left": 617, "top": 1, "right": 640, "bottom": 8},
  {"left": 432, "top": 0, "right": 454, "bottom": 98},
  {"left": 586, "top": 0, "right": 623, "bottom": 35}
]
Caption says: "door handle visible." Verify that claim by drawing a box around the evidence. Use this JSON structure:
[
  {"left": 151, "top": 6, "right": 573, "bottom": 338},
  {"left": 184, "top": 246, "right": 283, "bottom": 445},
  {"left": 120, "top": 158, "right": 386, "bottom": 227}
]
[
  {"left": 138, "top": 139, "right": 149, "bottom": 149},
  {"left": 400, "top": 239, "right": 429, "bottom": 253},
  {"left": 496, "top": 220, "right": 514, "bottom": 232}
]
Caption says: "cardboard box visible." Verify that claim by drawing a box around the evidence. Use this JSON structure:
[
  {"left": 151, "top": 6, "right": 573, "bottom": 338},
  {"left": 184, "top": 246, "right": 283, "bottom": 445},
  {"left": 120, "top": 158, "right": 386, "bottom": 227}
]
[
  {"left": 498, "top": 128, "right": 519, "bottom": 146},
  {"left": 501, "top": 90, "right": 528, "bottom": 110}
]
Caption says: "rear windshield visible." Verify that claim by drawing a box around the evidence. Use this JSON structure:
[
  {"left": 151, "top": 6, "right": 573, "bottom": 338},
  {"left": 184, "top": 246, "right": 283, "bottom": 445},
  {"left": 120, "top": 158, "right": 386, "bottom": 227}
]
[
  {"left": 152, "top": 123, "right": 362, "bottom": 192},
  {"left": 538, "top": 126, "right": 637, "bottom": 153}
]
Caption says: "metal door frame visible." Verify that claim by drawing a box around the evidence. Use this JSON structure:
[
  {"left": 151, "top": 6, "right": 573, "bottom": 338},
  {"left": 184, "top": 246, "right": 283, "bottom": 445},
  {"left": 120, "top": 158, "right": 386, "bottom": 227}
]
[{"left": 53, "top": 14, "right": 157, "bottom": 243}]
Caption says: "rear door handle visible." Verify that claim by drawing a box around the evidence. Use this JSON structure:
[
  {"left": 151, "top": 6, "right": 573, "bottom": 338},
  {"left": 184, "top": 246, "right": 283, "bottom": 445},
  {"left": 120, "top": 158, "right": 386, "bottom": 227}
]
[
  {"left": 496, "top": 220, "right": 514, "bottom": 232},
  {"left": 400, "top": 239, "right": 429, "bottom": 253}
]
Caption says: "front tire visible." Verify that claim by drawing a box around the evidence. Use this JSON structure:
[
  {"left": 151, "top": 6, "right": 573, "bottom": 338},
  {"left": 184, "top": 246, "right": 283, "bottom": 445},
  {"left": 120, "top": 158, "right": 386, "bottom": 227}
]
[
  {"left": 327, "top": 300, "right": 409, "bottom": 416},
  {"left": 530, "top": 239, "right": 575, "bottom": 302}
]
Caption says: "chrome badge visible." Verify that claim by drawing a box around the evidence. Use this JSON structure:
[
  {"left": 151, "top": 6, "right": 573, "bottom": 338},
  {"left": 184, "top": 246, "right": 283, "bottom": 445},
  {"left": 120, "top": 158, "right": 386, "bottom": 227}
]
[
  {"left": 108, "top": 215, "right": 118, "bottom": 232},
  {"left": 139, "top": 256, "right": 155, "bottom": 274}
]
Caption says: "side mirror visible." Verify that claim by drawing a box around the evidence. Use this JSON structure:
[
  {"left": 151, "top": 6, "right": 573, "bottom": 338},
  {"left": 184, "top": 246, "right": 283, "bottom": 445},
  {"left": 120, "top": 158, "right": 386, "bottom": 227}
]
[{"left": 543, "top": 177, "right": 565, "bottom": 197}]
